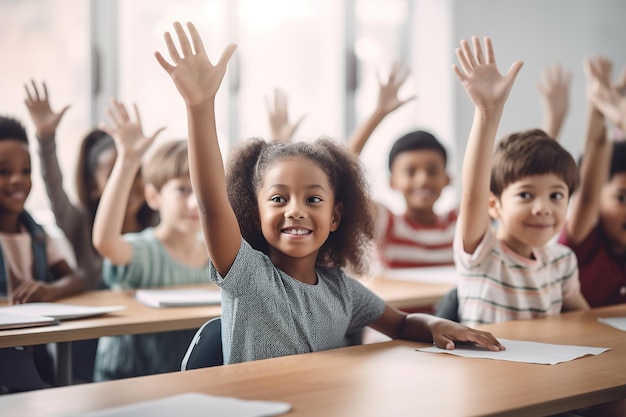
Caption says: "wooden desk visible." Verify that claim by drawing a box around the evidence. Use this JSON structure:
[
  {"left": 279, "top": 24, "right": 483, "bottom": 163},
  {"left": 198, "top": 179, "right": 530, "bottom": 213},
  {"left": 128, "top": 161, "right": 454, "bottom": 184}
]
[
  {"left": 3, "top": 304, "right": 625, "bottom": 417},
  {"left": 0, "top": 278, "right": 450, "bottom": 385},
  {"left": 365, "top": 276, "right": 452, "bottom": 310},
  {"left": 0, "top": 286, "right": 222, "bottom": 386}
]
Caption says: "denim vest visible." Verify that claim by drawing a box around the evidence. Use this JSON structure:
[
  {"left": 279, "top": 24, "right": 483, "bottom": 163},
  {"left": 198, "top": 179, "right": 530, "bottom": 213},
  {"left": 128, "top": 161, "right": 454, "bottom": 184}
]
[{"left": 0, "top": 211, "right": 51, "bottom": 296}]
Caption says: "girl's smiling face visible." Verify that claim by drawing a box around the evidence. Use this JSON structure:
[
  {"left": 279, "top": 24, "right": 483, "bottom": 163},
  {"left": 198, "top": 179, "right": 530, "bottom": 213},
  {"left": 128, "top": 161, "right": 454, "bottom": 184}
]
[{"left": 257, "top": 157, "right": 342, "bottom": 267}]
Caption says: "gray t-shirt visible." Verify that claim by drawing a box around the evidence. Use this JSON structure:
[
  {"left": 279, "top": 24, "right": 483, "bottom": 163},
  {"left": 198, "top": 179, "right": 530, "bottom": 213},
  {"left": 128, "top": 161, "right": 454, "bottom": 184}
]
[{"left": 210, "top": 239, "right": 386, "bottom": 364}]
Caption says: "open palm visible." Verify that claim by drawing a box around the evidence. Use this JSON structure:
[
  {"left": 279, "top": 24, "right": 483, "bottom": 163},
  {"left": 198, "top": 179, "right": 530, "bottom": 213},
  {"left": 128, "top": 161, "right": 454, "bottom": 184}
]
[
  {"left": 453, "top": 37, "right": 523, "bottom": 112},
  {"left": 155, "top": 22, "right": 236, "bottom": 107}
]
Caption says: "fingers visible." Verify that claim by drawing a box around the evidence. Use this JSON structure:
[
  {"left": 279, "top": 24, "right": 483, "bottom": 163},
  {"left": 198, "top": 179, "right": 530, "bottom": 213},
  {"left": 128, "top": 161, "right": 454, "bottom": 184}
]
[
  {"left": 437, "top": 329, "right": 506, "bottom": 352},
  {"left": 186, "top": 22, "right": 207, "bottom": 56},
  {"left": 473, "top": 36, "right": 485, "bottom": 65},
  {"left": 164, "top": 31, "right": 182, "bottom": 64},
  {"left": 506, "top": 60, "right": 524, "bottom": 81},
  {"left": 174, "top": 21, "right": 193, "bottom": 57},
  {"left": 218, "top": 43, "right": 238, "bottom": 68},
  {"left": 150, "top": 126, "right": 167, "bottom": 141},
  {"left": 615, "top": 67, "right": 626, "bottom": 94}
]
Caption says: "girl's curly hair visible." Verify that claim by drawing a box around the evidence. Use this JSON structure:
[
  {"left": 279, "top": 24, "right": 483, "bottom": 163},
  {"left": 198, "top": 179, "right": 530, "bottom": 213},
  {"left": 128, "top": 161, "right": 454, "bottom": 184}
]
[{"left": 225, "top": 137, "right": 375, "bottom": 276}]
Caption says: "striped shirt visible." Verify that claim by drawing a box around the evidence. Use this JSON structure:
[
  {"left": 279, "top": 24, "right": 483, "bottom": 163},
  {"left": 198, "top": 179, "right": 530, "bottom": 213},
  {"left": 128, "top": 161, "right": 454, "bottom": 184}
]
[
  {"left": 375, "top": 203, "right": 457, "bottom": 268},
  {"left": 454, "top": 226, "right": 580, "bottom": 326}
]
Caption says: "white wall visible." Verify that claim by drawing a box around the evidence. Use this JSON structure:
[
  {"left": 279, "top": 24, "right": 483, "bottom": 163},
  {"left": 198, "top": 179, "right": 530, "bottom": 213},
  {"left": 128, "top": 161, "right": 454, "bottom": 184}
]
[{"left": 450, "top": 0, "right": 626, "bottom": 196}]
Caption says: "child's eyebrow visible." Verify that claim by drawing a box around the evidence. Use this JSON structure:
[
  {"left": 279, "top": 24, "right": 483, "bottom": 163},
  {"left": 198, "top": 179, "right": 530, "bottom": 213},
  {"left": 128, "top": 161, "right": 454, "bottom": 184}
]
[{"left": 266, "top": 183, "right": 328, "bottom": 193}]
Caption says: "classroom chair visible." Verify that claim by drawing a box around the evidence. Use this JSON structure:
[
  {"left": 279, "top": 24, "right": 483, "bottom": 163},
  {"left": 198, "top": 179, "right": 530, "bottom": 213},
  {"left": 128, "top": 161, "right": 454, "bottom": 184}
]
[
  {"left": 434, "top": 288, "right": 459, "bottom": 322},
  {"left": 0, "top": 347, "right": 51, "bottom": 393},
  {"left": 181, "top": 317, "right": 223, "bottom": 370}
]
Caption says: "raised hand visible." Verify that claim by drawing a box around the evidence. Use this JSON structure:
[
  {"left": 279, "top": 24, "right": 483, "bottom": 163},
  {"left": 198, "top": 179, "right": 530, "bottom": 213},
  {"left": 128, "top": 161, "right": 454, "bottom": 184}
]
[
  {"left": 265, "top": 88, "right": 305, "bottom": 142},
  {"left": 375, "top": 62, "right": 416, "bottom": 115},
  {"left": 99, "top": 99, "right": 165, "bottom": 161},
  {"left": 537, "top": 63, "right": 571, "bottom": 138},
  {"left": 453, "top": 37, "right": 523, "bottom": 112},
  {"left": 585, "top": 57, "right": 626, "bottom": 130},
  {"left": 24, "top": 80, "right": 70, "bottom": 140},
  {"left": 155, "top": 21, "right": 236, "bottom": 107}
]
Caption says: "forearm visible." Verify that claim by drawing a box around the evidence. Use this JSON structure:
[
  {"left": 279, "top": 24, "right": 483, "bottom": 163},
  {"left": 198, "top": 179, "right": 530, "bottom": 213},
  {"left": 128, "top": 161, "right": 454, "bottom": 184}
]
[
  {"left": 347, "top": 109, "right": 387, "bottom": 155},
  {"left": 459, "top": 108, "right": 503, "bottom": 251},
  {"left": 187, "top": 100, "right": 241, "bottom": 273},
  {"left": 398, "top": 313, "right": 438, "bottom": 342},
  {"left": 92, "top": 155, "right": 141, "bottom": 255},
  {"left": 566, "top": 106, "right": 609, "bottom": 242},
  {"left": 542, "top": 110, "right": 566, "bottom": 140},
  {"left": 47, "top": 273, "right": 86, "bottom": 300},
  {"left": 37, "top": 137, "right": 79, "bottom": 234}
]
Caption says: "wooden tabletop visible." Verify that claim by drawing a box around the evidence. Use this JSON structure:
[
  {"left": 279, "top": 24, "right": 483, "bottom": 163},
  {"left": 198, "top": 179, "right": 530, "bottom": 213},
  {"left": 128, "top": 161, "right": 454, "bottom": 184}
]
[
  {"left": 2, "top": 304, "right": 625, "bottom": 417},
  {"left": 0, "top": 286, "right": 222, "bottom": 348},
  {"left": 0, "top": 277, "right": 452, "bottom": 348}
]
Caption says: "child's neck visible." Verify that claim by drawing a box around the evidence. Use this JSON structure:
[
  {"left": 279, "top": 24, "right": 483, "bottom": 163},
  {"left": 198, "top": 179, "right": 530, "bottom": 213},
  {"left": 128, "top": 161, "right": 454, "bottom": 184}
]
[
  {"left": 0, "top": 212, "right": 21, "bottom": 234},
  {"left": 269, "top": 252, "right": 318, "bottom": 285},
  {"left": 154, "top": 225, "right": 207, "bottom": 268},
  {"left": 405, "top": 207, "right": 437, "bottom": 225}
]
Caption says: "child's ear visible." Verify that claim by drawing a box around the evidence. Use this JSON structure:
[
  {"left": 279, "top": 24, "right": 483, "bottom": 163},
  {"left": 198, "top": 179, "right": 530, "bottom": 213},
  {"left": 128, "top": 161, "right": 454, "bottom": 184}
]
[
  {"left": 488, "top": 192, "right": 501, "bottom": 219},
  {"left": 330, "top": 202, "right": 343, "bottom": 232},
  {"left": 144, "top": 183, "right": 160, "bottom": 210}
]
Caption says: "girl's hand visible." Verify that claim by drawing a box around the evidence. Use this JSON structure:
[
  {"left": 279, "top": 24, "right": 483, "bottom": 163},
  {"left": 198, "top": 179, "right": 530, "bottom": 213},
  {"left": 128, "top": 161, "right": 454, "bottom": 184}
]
[
  {"left": 375, "top": 62, "right": 415, "bottom": 115},
  {"left": 11, "top": 281, "right": 53, "bottom": 304},
  {"left": 99, "top": 99, "right": 165, "bottom": 162},
  {"left": 24, "top": 80, "right": 70, "bottom": 140},
  {"left": 430, "top": 320, "right": 505, "bottom": 352},
  {"left": 453, "top": 37, "right": 523, "bottom": 113},
  {"left": 155, "top": 21, "right": 237, "bottom": 107}
]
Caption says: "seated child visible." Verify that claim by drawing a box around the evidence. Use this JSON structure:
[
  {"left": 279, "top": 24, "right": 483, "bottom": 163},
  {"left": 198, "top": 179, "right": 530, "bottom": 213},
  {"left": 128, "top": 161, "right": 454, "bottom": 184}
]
[
  {"left": 558, "top": 56, "right": 626, "bottom": 307},
  {"left": 451, "top": 36, "right": 589, "bottom": 326},
  {"left": 91, "top": 100, "right": 210, "bottom": 381},
  {"left": 155, "top": 21, "right": 505, "bottom": 365},
  {"left": 0, "top": 115, "right": 84, "bottom": 391},
  {"left": 347, "top": 65, "right": 455, "bottom": 269}
]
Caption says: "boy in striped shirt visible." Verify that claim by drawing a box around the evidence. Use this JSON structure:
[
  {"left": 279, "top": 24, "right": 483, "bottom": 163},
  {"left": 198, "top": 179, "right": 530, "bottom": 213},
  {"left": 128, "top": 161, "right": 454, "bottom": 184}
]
[
  {"left": 347, "top": 65, "right": 456, "bottom": 270},
  {"left": 452, "top": 36, "right": 589, "bottom": 326}
]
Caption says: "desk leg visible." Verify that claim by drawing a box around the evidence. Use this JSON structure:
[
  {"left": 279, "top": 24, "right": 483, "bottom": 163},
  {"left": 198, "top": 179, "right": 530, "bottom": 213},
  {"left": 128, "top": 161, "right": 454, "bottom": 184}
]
[{"left": 55, "top": 342, "right": 72, "bottom": 386}]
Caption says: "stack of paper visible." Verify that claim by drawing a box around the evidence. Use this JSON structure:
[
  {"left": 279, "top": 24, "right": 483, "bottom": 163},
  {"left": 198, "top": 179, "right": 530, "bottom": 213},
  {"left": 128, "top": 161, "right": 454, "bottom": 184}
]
[
  {"left": 0, "top": 303, "right": 125, "bottom": 322},
  {"left": 0, "top": 311, "right": 58, "bottom": 330},
  {"left": 135, "top": 289, "right": 221, "bottom": 308}
]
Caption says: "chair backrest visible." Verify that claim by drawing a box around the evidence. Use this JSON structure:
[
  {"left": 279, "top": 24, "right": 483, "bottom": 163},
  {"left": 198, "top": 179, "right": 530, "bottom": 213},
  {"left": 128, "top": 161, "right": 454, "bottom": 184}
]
[
  {"left": 434, "top": 288, "right": 460, "bottom": 322},
  {"left": 181, "top": 317, "right": 223, "bottom": 371},
  {"left": 0, "top": 347, "right": 50, "bottom": 393}
]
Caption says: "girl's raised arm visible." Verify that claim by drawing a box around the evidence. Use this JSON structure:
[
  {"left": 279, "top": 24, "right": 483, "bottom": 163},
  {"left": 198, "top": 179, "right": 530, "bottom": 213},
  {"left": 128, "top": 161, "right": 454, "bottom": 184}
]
[{"left": 155, "top": 22, "right": 240, "bottom": 275}]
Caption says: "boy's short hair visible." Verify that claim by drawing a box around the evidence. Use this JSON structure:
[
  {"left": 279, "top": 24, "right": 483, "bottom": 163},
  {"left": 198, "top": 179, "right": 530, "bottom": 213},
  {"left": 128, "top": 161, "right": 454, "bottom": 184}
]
[
  {"left": 142, "top": 139, "right": 189, "bottom": 190},
  {"left": 388, "top": 130, "right": 447, "bottom": 170},
  {"left": 609, "top": 141, "right": 626, "bottom": 179},
  {"left": 0, "top": 116, "right": 28, "bottom": 144},
  {"left": 490, "top": 129, "right": 578, "bottom": 197}
]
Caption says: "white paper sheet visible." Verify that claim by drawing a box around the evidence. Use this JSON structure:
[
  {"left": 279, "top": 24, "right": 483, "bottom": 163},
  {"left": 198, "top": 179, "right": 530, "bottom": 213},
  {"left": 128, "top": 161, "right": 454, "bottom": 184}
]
[
  {"left": 0, "top": 311, "right": 58, "bottom": 330},
  {"left": 135, "top": 288, "right": 221, "bottom": 308},
  {"left": 0, "top": 303, "right": 125, "bottom": 320},
  {"left": 383, "top": 266, "right": 458, "bottom": 284},
  {"left": 416, "top": 338, "right": 609, "bottom": 365},
  {"left": 598, "top": 317, "right": 626, "bottom": 331},
  {"left": 74, "top": 393, "right": 291, "bottom": 417}
]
